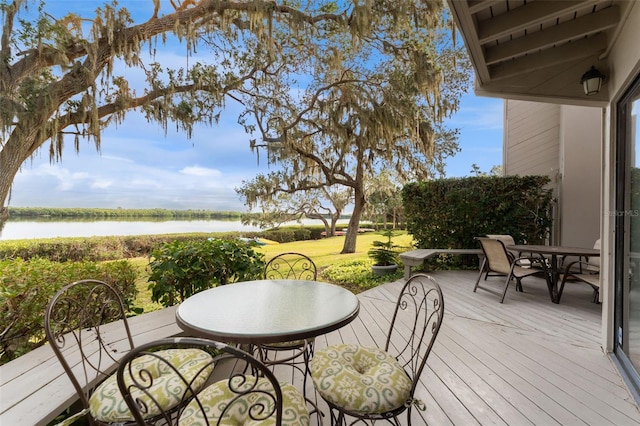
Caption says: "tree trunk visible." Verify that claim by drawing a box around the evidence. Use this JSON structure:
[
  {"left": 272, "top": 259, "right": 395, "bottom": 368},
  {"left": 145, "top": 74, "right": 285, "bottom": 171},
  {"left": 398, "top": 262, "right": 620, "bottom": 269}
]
[
  {"left": 317, "top": 216, "right": 330, "bottom": 237},
  {"left": 307, "top": 212, "right": 332, "bottom": 236},
  {"left": 330, "top": 214, "right": 339, "bottom": 236},
  {"left": 0, "top": 132, "right": 35, "bottom": 223},
  {"left": 341, "top": 190, "right": 366, "bottom": 254}
]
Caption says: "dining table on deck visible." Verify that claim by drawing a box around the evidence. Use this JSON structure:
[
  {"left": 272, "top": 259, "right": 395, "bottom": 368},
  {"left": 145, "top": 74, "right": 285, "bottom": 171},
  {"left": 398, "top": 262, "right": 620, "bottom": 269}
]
[
  {"left": 507, "top": 244, "right": 600, "bottom": 304},
  {"left": 175, "top": 279, "right": 360, "bottom": 345}
]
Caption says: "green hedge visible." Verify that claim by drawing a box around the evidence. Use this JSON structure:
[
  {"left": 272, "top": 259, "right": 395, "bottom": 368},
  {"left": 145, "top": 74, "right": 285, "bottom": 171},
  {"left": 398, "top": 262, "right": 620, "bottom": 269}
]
[
  {"left": 0, "top": 233, "right": 246, "bottom": 262},
  {"left": 0, "top": 258, "right": 138, "bottom": 364},
  {"left": 148, "top": 239, "right": 265, "bottom": 307},
  {"left": 402, "top": 175, "right": 553, "bottom": 252},
  {"left": 261, "top": 227, "right": 313, "bottom": 243}
]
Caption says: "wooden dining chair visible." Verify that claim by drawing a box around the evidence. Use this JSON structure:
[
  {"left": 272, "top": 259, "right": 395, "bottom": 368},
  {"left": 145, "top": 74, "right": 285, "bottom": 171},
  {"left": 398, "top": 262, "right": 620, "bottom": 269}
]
[
  {"left": 117, "top": 337, "right": 311, "bottom": 425},
  {"left": 310, "top": 273, "right": 444, "bottom": 426}
]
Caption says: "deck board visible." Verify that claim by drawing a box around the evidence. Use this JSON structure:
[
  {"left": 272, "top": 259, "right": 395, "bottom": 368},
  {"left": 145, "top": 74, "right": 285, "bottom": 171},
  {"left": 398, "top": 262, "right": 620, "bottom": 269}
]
[
  {"left": 302, "top": 270, "right": 640, "bottom": 425},
  {"left": 3, "top": 271, "right": 640, "bottom": 426}
]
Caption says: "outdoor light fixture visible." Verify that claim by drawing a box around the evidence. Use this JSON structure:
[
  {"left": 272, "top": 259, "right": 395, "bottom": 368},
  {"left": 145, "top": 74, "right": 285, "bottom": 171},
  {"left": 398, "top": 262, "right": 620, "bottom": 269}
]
[{"left": 580, "top": 66, "right": 605, "bottom": 96}]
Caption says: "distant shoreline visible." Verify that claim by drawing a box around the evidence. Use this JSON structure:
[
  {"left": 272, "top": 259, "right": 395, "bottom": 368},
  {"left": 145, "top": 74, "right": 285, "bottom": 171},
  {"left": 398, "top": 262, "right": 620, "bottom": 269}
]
[{"left": 7, "top": 207, "right": 245, "bottom": 220}]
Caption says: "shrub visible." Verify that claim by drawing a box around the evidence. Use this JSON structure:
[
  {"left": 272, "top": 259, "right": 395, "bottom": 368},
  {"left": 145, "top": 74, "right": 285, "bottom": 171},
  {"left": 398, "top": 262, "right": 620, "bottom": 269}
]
[
  {"left": 320, "top": 259, "right": 404, "bottom": 292},
  {"left": 403, "top": 175, "right": 553, "bottom": 252},
  {"left": 367, "top": 230, "right": 403, "bottom": 266},
  {"left": 147, "top": 239, "right": 265, "bottom": 307},
  {"left": 260, "top": 227, "right": 315, "bottom": 243},
  {"left": 0, "top": 258, "right": 138, "bottom": 364},
  {"left": 0, "top": 233, "right": 243, "bottom": 262},
  {"left": 261, "top": 229, "right": 296, "bottom": 243}
]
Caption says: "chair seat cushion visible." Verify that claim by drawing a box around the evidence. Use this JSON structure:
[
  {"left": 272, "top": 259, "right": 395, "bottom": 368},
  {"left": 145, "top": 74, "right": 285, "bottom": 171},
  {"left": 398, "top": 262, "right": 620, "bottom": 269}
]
[
  {"left": 310, "top": 344, "right": 412, "bottom": 415},
  {"left": 179, "top": 375, "right": 310, "bottom": 425},
  {"left": 89, "top": 348, "right": 214, "bottom": 423}
]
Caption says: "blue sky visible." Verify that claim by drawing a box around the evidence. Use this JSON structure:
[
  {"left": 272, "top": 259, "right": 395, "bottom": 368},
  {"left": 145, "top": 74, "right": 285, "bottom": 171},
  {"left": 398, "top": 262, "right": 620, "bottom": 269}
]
[{"left": 8, "top": 2, "right": 504, "bottom": 212}]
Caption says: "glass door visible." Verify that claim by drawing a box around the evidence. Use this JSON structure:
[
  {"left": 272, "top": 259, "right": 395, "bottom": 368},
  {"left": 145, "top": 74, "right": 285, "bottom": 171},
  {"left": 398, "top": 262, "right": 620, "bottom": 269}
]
[{"left": 616, "top": 74, "right": 640, "bottom": 394}]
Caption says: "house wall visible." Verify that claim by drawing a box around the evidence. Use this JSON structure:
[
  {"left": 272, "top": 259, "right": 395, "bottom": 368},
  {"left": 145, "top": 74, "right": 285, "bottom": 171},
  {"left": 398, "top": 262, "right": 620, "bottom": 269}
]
[
  {"left": 603, "top": 1, "right": 640, "bottom": 352},
  {"left": 504, "top": 100, "right": 561, "bottom": 243},
  {"left": 559, "top": 106, "right": 602, "bottom": 248},
  {"left": 504, "top": 101, "right": 561, "bottom": 180},
  {"left": 504, "top": 101, "right": 601, "bottom": 247},
  {"left": 503, "top": 1, "right": 640, "bottom": 359}
]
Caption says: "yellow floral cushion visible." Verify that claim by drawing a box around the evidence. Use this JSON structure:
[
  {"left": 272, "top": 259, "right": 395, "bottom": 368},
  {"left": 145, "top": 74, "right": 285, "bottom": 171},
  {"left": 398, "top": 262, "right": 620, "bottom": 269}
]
[
  {"left": 89, "top": 348, "right": 214, "bottom": 423},
  {"left": 179, "top": 375, "right": 310, "bottom": 425},
  {"left": 310, "top": 344, "right": 412, "bottom": 415}
]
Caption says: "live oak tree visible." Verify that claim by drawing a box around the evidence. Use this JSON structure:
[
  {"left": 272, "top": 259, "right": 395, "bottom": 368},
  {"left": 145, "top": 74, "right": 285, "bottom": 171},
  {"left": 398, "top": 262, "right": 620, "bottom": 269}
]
[
  {"left": 364, "top": 170, "right": 405, "bottom": 229},
  {"left": 237, "top": 171, "right": 352, "bottom": 237},
  {"left": 0, "top": 0, "right": 469, "bottom": 255},
  {"left": 241, "top": 2, "right": 470, "bottom": 253},
  {"left": 0, "top": 0, "right": 354, "bottom": 221}
]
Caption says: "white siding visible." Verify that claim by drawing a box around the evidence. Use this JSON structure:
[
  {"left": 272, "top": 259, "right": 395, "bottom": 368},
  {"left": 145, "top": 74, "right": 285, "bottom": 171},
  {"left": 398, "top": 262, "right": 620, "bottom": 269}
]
[
  {"left": 503, "top": 101, "right": 601, "bottom": 247},
  {"left": 559, "top": 106, "right": 602, "bottom": 248},
  {"left": 504, "top": 100, "right": 561, "bottom": 180}
]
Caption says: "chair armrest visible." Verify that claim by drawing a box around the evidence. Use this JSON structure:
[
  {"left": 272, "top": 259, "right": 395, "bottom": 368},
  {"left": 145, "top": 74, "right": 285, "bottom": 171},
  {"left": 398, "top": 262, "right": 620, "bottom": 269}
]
[
  {"left": 562, "top": 260, "right": 599, "bottom": 275},
  {"left": 513, "top": 255, "right": 547, "bottom": 271}
]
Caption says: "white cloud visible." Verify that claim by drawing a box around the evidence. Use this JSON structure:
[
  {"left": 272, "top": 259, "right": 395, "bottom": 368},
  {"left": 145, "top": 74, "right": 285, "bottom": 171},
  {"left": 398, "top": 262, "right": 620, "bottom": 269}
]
[
  {"left": 90, "top": 180, "right": 113, "bottom": 189},
  {"left": 101, "top": 154, "right": 134, "bottom": 163},
  {"left": 180, "top": 166, "right": 223, "bottom": 177},
  {"left": 448, "top": 95, "right": 504, "bottom": 131}
]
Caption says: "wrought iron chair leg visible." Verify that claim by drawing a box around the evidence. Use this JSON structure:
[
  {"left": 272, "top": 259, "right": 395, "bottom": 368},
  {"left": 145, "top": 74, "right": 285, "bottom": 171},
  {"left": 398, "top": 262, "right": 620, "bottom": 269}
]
[{"left": 302, "top": 343, "right": 312, "bottom": 398}]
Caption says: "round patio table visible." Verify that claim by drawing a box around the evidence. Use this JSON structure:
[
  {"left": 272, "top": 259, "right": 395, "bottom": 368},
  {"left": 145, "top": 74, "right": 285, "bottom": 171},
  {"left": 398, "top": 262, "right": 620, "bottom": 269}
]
[
  {"left": 507, "top": 244, "right": 600, "bottom": 304},
  {"left": 175, "top": 279, "right": 360, "bottom": 344}
]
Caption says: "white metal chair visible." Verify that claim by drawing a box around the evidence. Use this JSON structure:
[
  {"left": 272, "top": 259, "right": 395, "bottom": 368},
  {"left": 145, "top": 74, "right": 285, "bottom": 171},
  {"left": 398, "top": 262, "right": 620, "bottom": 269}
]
[
  {"left": 258, "top": 253, "right": 318, "bottom": 386},
  {"left": 264, "top": 252, "right": 318, "bottom": 281}
]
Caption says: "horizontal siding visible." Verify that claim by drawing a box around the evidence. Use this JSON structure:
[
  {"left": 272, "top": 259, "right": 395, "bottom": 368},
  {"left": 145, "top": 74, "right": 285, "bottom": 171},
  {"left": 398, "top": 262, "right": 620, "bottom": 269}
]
[{"left": 505, "top": 100, "right": 560, "bottom": 179}]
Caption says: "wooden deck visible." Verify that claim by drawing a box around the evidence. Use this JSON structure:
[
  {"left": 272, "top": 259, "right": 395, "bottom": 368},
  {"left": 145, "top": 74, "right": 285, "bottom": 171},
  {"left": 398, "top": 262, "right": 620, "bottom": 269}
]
[
  {"left": 4, "top": 270, "right": 640, "bottom": 425},
  {"left": 303, "top": 270, "right": 640, "bottom": 425}
]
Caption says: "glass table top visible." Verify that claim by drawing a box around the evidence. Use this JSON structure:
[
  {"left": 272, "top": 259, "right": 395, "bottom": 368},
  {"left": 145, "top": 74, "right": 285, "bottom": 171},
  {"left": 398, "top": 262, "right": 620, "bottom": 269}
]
[{"left": 175, "top": 279, "right": 360, "bottom": 344}]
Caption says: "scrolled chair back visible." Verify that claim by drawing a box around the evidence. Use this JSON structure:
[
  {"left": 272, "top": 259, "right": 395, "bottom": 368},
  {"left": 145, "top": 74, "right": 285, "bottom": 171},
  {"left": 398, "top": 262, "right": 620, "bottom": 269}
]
[
  {"left": 385, "top": 273, "right": 445, "bottom": 394},
  {"left": 264, "top": 252, "right": 317, "bottom": 280},
  {"left": 309, "top": 273, "right": 444, "bottom": 424},
  {"left": 117, "top": 337, "right": 311, "bottom": 425},
  {"left": 44, "top": 279, "right": 135, "bottom": 414}
]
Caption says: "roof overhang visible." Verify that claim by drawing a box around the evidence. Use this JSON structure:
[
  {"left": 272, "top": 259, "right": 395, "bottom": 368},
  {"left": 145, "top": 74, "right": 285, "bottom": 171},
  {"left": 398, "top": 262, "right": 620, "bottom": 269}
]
[{"left": 446, "top": 0, "right": 634, "bottom": 106}]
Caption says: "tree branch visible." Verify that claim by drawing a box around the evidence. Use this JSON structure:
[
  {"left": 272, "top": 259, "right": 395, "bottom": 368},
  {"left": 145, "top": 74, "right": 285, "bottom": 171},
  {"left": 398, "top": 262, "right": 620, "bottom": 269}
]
[{"left": 8, "top": 0, "right": 346, "bottom": 90}]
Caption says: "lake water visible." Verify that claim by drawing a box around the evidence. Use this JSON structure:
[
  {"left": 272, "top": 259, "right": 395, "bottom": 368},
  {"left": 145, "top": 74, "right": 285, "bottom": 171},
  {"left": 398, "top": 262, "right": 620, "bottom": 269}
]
[{"left": 0, "top": 219, "right": 268, "bottom": 240}]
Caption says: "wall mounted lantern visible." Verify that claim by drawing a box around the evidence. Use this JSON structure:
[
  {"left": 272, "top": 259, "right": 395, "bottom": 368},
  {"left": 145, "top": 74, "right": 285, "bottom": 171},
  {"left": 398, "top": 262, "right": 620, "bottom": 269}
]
[{"left": 580, "top": 66, "right": 605, "bottom": 96}]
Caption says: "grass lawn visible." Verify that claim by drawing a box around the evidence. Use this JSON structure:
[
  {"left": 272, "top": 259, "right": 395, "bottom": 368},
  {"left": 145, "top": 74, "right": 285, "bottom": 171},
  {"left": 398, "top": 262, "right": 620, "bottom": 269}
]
[
  {"left": 134, "top": 230, "right": 415, "bottom": 313},
  {"left": 257, "top": 231, "right": 414, "bottom": 268}
]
